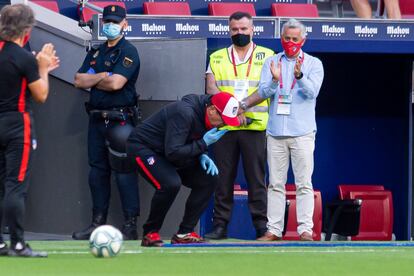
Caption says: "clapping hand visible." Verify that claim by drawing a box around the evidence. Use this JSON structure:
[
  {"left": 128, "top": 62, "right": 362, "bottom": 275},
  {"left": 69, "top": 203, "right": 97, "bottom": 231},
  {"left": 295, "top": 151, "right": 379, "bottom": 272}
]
[
  {"left": 36, "top": 43, "right": 60, "bottom": 73},
  {"left": 270, "top": 60, "right": 281, "bottom": 82},
  {"left": 294, "top": 56, "right": 303, "bottom": 78}
]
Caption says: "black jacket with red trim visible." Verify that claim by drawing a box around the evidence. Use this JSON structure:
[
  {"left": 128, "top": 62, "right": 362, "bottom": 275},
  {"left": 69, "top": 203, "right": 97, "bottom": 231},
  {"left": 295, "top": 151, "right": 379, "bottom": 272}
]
[{"left": 128, "top": 94, "right": 211, "bottom": 168}]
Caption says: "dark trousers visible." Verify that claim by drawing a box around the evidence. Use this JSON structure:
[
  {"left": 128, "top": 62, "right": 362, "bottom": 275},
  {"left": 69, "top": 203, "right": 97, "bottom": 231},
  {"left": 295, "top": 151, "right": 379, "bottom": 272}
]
[
  {"left": 212, "top": 130, "right": 267, "bottom": 231},
  {"left": 0, "top": 112, "right": 33, "bottom": 245},
  {"left": 88, "top": 117, "right": 139, "bottom": 218},
  {"left": 127, "top": 143, "right": 217, "bottom": 235}
]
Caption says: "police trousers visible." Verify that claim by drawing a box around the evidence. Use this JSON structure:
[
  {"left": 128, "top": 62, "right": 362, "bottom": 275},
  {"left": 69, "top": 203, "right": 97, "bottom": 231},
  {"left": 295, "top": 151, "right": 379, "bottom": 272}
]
[{"left": 88, "top": 116, "right": 139, "bottom": 218}]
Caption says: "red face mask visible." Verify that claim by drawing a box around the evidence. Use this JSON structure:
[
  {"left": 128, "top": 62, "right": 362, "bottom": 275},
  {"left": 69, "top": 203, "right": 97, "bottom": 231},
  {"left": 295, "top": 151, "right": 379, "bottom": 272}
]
[
  {"left": 22, "top": 32, "right": 31, "bottom": 47},
  {"left": 281, "top": 39, "right": 304, "bottom": 57}
]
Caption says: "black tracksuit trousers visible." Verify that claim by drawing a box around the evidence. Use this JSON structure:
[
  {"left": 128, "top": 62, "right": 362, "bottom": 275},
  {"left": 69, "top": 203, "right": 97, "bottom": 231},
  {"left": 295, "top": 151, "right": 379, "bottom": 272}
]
[
  {"left": 0, "top": 112, "right": 33, "bottom": 245},
  {"left": 127, "top": 143, "right": 218, "bottom": 235}
]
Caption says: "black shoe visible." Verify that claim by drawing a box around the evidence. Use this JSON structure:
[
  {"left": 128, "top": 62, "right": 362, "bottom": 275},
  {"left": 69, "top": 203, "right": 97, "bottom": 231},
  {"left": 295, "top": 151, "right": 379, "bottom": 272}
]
[
  {"left": 72, "top": 212, "right": 107, "bottom": 240},
  {"left": 121, "top": 216, "right": 138, "bottom": 240},
  {"left": 204, "top": 226, "right": 227, "bottom": 240},
  {"left": 0, "top": 242, "right": 8, "bottom": 256},
  {"left": 8, "top": 243, "right": 47, "bottom": 258},
  {"left": 256, "top": 228, "right": 268, "bottom": 239}
]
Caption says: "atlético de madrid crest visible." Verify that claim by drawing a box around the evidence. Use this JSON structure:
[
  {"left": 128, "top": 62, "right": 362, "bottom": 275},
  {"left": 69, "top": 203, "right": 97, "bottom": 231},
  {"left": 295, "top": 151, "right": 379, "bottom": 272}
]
[{"left": 147, "top": 156, "right": 155, "bottom": 166}]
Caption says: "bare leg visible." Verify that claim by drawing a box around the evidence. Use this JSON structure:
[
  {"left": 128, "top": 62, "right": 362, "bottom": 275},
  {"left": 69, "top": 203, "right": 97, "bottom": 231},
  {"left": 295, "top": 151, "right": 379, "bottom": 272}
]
[
  {"left": 384, "top": 0, "right": 401, "bottom": 19},
  {"left": 350, "top": 0, "right": 372, "bottom": 18}
]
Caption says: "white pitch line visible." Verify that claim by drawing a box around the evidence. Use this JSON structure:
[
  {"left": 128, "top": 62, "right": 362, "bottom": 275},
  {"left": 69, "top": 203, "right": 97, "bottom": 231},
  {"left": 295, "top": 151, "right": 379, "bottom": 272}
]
[{"left": 46, "top": 248, "right": 405, "bottom": 255}]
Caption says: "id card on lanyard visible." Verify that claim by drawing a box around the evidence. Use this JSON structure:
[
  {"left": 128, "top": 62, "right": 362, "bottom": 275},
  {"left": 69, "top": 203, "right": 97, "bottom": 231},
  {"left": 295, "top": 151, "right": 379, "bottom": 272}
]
[
  {"left": 276, "top": 53, "right": 304, "bottom": 115},
  {"left": 231, "top": 45, "right": 254, "bottom": 101}
]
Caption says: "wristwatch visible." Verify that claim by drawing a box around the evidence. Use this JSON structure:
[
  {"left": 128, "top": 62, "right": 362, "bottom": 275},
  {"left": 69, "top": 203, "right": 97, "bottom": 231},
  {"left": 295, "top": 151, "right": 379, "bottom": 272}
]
[
  {"left": 239, "top": 100, "right": 248, "bottom": 111},
  {"left": 295, "top": 72, "right": 304, "bottom": 80}
]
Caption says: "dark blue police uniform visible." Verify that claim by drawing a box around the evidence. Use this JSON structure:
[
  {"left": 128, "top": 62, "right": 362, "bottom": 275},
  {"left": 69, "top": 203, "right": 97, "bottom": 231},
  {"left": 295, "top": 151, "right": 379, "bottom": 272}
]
[{"left": 73, "top": 5, "right": 140, "bottom": 240}]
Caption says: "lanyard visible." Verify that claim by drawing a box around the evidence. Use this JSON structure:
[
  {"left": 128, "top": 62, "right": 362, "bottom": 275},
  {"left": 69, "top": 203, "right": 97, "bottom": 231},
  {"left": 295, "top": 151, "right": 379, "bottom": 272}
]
[
  {"left": 231, "top": 44, "right": 255, "bottom": 78},
  {"left": 279, "top": 52, "right": 304, "bottom": 91}
]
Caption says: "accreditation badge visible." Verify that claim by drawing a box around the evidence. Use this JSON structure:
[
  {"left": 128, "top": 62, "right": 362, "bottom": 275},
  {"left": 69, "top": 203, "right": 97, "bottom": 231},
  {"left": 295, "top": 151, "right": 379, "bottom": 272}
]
[
  {"left": 276, "top": 94, "right": 292, "bottom": 115},
  {"left": 233, "top": 79, "right": 249, "bottom": 101}
]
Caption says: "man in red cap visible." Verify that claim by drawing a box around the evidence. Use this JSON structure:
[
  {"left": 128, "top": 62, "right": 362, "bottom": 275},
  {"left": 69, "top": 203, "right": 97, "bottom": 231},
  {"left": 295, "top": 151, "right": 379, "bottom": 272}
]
[{"left": 126, "top": 92, "right": 240, "bottom": 246}]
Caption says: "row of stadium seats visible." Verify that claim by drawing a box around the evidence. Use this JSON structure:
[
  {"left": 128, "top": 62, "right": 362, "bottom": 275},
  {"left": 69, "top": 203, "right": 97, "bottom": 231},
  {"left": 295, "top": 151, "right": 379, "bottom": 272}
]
[
  {"left": 227, "top": 184, "right": 393, "bottom": 241},
  {"left": 31, "top": 0, "right": 319, "bottom": 22},
  {"left": 330, "top": 0, "right": 414, "bottom": 18},
  {"left": 144, "top": 2, "right": 318, "bottom": 17}
]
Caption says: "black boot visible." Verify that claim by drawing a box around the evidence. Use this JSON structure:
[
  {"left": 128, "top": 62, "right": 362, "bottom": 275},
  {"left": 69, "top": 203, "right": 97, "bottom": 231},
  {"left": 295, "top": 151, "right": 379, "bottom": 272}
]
[
  {"left": 121, "top": 216, "right": 138, "bottom": 240},
  {"left": 8, "top": 242, "right": 47, "bottom": 258},
  {"left": 204, "top": 225, "right": 227, "bottom": 240},
  {"left": 72, "top": 212, "right": 106, "bottom": 240},
  {"left": 9, "top": 242, "right": 47, "bottom": 258}
]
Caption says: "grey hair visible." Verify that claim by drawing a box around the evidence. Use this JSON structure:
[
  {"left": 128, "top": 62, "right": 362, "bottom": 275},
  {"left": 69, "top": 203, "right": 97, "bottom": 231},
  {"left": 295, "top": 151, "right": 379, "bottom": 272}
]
[
  {"left": 0, "top": 4, "right": 35, "bottom": 41},
  {"left": 281, "top": 18, "right": 307, "bottom": 39}
]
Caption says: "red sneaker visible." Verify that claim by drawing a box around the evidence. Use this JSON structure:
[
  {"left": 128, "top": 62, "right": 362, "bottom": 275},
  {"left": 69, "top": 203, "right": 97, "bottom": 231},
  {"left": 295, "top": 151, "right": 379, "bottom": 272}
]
[
  {"left": 141, "top": 232, "right": 164, "bottom": 247},
  {"left": 171, "top": 232, "right": 206, "bottom": 244}
]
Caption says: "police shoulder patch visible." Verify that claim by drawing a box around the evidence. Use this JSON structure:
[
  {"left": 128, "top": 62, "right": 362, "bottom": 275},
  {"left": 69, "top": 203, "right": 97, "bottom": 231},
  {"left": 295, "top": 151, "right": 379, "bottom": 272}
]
[{"left": 123, "top": 57, "right": 133, "bottom": 68}]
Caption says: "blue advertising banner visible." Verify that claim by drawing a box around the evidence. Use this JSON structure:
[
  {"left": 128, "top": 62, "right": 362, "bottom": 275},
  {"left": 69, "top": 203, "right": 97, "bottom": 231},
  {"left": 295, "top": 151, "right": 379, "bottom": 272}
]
[
  {"left": 95, "top": 15, "right": 414, "bottom": 43},
  {"left": 97, "top": 16, "right": 276, "bottom": 39},
  {"left": 280, "top": 19, "right": 414, "bottom": 41},
  {"left": 152, "top": 0, "right": 308, "bottom": 16}
]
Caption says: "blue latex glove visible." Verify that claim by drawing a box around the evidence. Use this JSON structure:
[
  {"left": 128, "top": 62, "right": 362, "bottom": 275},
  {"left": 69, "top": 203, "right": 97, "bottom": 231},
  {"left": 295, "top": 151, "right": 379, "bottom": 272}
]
[
  {"left": 202, "top": 128, "right": 228, "bottom": 146},
  {"left": 199, "top": 154, "right": 218, "bottom": 176},
  {"left": 107, "top": 72, "right": 113, "bottom": 76},
  {"left": 86, "top": 67, "right": 95, "bottom": 74}
]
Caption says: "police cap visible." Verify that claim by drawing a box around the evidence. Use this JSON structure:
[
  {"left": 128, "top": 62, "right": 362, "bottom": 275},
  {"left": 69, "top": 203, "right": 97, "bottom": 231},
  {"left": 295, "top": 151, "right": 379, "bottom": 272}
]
[{"left": 102, "top": 5, "right": 126, "bottom": 23}]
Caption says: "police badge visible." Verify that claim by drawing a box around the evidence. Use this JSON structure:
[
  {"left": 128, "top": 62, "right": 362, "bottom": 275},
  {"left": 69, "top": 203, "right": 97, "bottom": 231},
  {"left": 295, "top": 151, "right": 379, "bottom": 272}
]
[{"left": 123, "top": 57, "right": 133, "bottom": 68}]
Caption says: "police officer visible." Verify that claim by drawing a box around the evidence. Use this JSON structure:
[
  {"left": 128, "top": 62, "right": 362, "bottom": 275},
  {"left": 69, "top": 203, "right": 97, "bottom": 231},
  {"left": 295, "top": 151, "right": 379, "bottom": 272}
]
[
  {"left": 0, "top": 4, "right": 59, "bottom": 257},
  {"left": 73, "top": 5, "right": 140, "bottom": 240}
]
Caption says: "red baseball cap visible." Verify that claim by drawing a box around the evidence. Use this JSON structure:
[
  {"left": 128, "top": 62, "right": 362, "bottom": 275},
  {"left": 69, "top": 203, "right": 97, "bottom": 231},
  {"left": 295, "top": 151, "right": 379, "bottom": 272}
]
[{"left": 211, "top": 92, "right": 240, "bottom": 127}]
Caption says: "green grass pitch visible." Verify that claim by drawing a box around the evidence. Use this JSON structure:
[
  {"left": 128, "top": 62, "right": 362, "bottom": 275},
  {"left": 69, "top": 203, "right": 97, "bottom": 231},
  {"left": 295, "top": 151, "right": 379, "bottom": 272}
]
[{"left": 1, "top": 241, "right": 414, "bottom": 275}]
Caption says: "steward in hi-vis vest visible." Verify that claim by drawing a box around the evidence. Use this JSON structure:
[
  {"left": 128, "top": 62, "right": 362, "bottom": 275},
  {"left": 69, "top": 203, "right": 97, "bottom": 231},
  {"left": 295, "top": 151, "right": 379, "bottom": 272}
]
[
  {"left": 205, "top": 11, "right": 274, "bottom": 241},
  {"left": 209, "top": 45, "right": 273, "bottom": 131}
]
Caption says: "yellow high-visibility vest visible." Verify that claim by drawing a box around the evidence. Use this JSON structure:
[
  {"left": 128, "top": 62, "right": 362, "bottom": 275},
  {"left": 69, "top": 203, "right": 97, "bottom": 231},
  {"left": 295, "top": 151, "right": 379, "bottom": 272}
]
[{"left": 209, "top": 45, "right": 274, "bottom": 131}]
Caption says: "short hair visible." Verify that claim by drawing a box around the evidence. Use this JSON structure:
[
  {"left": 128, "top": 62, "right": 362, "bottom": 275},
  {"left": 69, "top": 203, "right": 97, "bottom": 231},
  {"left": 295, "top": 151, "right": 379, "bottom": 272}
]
[
  {"left": 0, "top": 4, "right": 35, "bottom": 41},
  {"left": 281, "top": 18, "right": 307, "bottom": 39},
  {"left": 229, "top": 11, "right": 252, "bottom": 22}
]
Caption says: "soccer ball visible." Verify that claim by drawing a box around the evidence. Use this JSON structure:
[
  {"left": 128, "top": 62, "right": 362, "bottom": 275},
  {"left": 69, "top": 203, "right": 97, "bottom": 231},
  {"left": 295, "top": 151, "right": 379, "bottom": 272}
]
[{"left": 89, "top": 225, "right": 123, "bottom": 258}]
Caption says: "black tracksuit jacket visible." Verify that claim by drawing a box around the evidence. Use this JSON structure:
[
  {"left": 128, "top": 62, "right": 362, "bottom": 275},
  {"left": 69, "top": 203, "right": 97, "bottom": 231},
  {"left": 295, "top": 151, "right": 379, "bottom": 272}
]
[{"left": 128, "top": 94, "right": 212, "bottom": 168}]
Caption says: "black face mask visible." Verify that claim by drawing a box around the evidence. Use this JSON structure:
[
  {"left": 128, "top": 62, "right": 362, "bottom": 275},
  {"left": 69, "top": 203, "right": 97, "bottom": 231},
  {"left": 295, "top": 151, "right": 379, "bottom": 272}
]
[{"left": 231, "top": 33, "right": 251, "bottom": 47}]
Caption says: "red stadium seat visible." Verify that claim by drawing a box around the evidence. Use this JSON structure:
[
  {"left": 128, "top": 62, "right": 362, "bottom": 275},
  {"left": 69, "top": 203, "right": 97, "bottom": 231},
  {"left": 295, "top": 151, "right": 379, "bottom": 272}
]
[
  {"left": 80, "top": 1, "right": 127, "bottom": 23},
  {"left": 399, "top": 0, "right": 414, "bottom": 19},
  {"left": 143, "top": 2, "right": 191, "bottom": 16},
  {"left": 283, "top": 184, "right": 322, "bottom": 241},
  {"left": 31, "top": 0, "right": 59, "bottom": 13},
  {"left": 337, "top": 185, "right": 393, "bottom": 240},
  {"left": 271, "top": 3, "right": 319, "bottom": 18},
  {"left": 208, "top": 3, "right": 256, "bottom": 16},
  {"left": 377, "top": 0, "right": 414, "bottom": 19},
  {"left": 338, "top": 184, "right": 385, "bottom": 199},
  {"left": 349, "top": 191, "right": 393, "bottom": 240}
]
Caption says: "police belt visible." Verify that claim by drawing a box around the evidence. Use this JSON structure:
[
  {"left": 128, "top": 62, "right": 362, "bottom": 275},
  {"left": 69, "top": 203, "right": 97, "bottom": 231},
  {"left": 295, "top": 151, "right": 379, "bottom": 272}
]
[{"left": 89, "top": 108, "right": 133, "bottom": 121}]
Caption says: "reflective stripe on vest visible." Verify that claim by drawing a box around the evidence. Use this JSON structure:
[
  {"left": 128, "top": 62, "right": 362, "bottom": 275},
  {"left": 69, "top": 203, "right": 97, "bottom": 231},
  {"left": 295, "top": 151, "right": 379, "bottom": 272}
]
[{"left": 216, "top": 80, "right": 260, "bottom": 88}]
